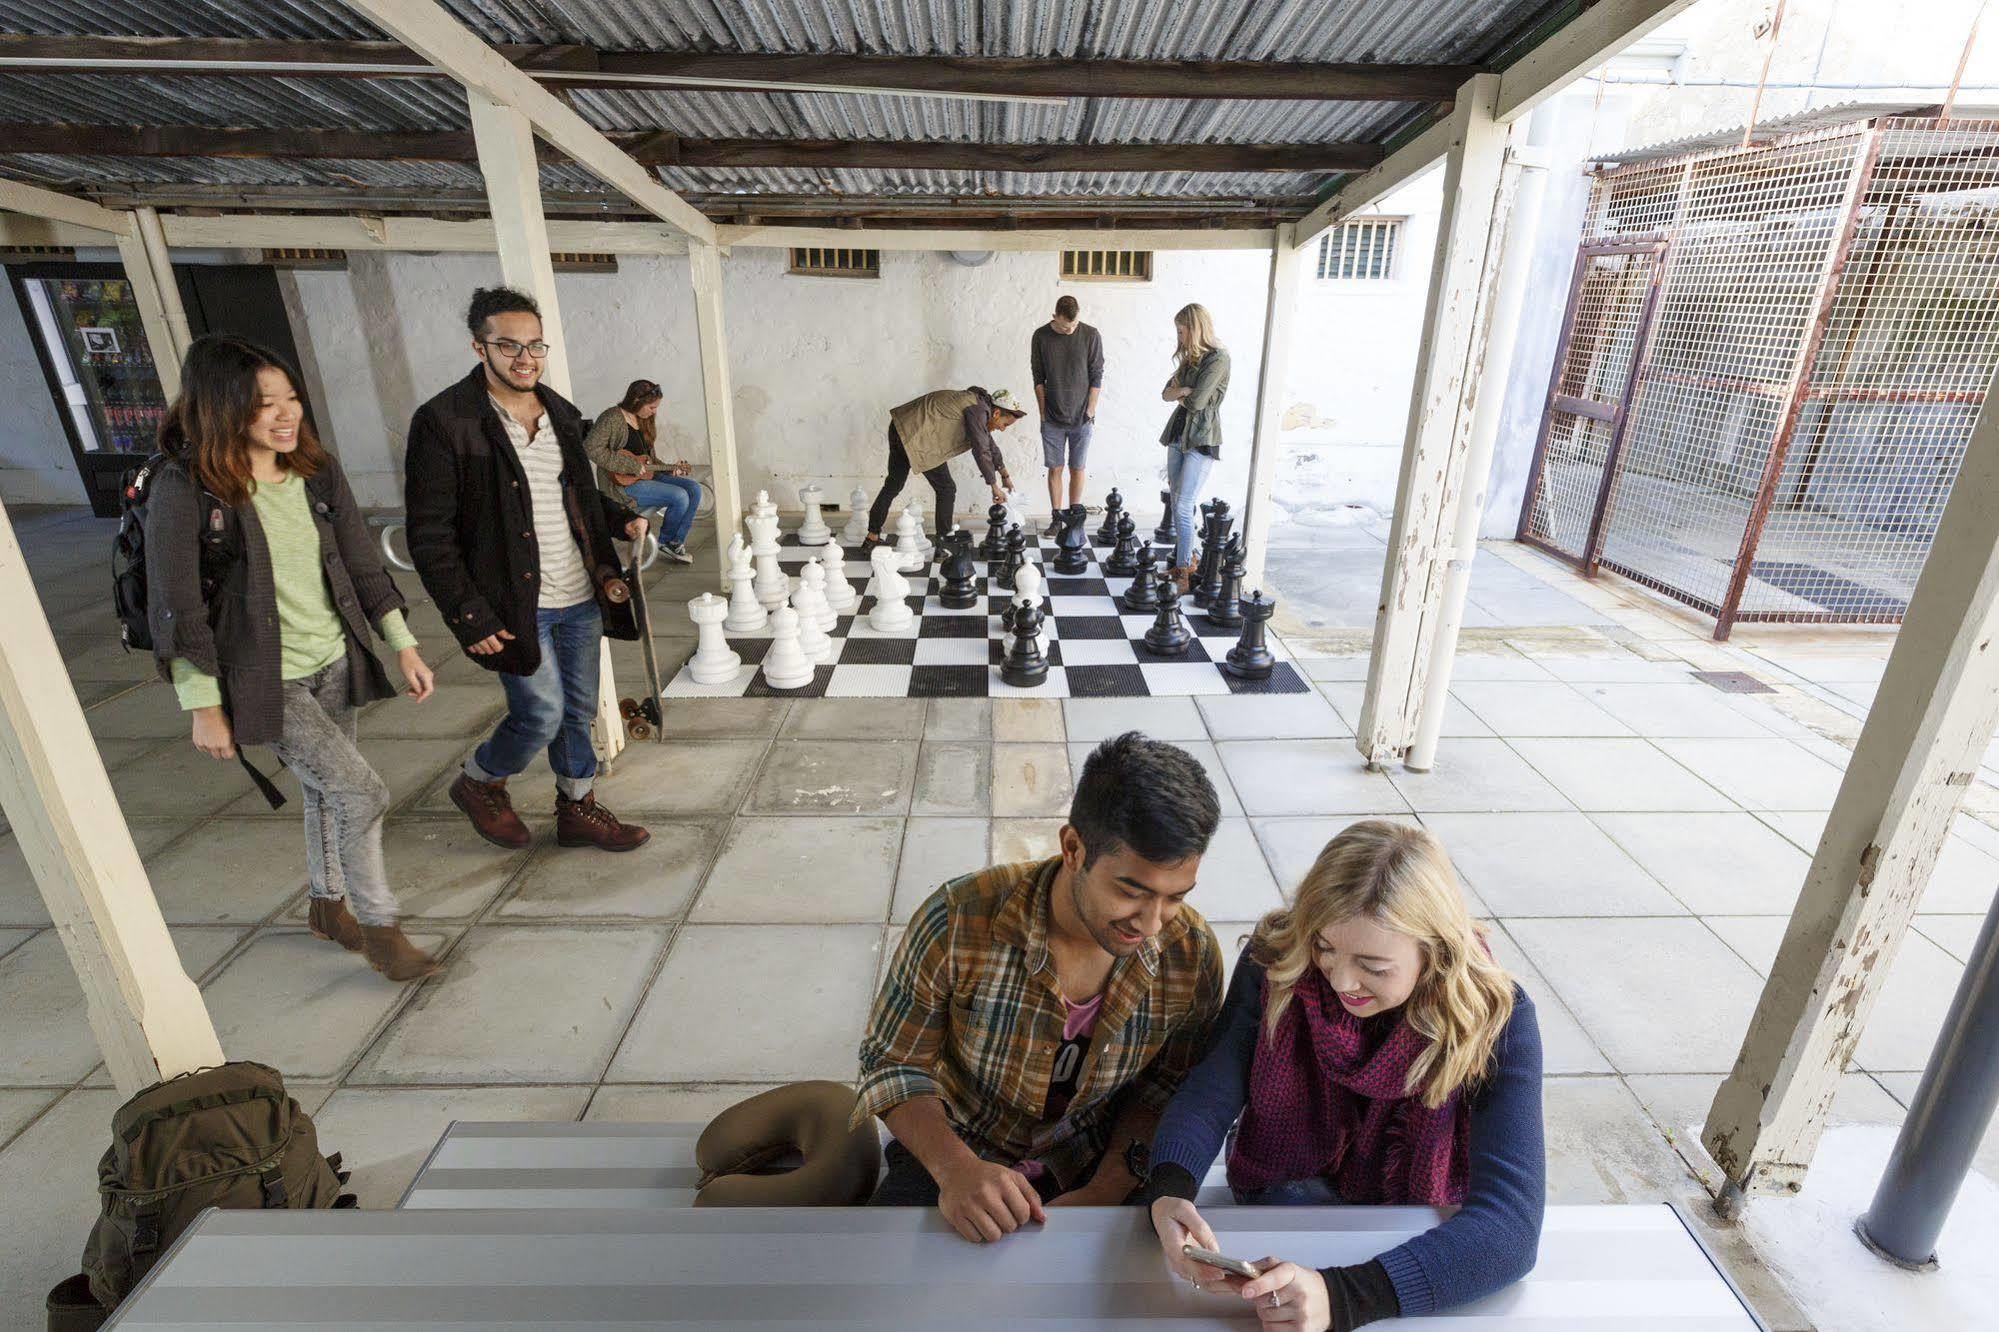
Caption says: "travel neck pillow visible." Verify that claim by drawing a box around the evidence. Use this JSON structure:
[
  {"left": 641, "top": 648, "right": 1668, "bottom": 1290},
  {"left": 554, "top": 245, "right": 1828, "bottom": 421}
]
[{"left": 694, "top": 1081, "right": 882, "bottom": 1207}]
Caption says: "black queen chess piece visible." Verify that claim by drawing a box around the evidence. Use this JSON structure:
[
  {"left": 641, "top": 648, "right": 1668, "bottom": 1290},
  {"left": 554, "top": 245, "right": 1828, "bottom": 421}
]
[
  {"left": 1001, "top": 600, "right": 1050, "bottom": 687},
  {"left": 1142, "top": 585, "right": 1193, "bottom": 657},
  {"left": 1205, "top": 534, "right": 1245, "bottom": 628},
  {"left": 1224, "top": 590, "right": 1277, "bottom": 680},
  {"left": 1119, "top": 544, "right": 1161, "bottom": 613},
  {"left": 1154, "top": 488, "right": 1177, "bottom": 546},
  {"left": 1104, "top": 512, "right": 1141, "bottom": 576},
  {"left": 979, "top": 501, "right": 1009, "bottom": 561},
  {"left": 1094, "top": 488, "right": 1124, "bottom": 546},
  {"left": 1053, "top": 504, "right": 1091, "bottom": 575},
  {"left": 938, "top": 530, "right": 980, "bottom": 609},
  {"left": 1193, "top": 499, "right": 1234, "bottom": 608}
]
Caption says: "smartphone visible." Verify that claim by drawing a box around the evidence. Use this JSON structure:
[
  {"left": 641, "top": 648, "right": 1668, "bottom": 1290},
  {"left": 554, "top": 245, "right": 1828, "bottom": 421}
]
[{"left": 1182, "top": 1244, "right": 1260, "bottom": 1279}]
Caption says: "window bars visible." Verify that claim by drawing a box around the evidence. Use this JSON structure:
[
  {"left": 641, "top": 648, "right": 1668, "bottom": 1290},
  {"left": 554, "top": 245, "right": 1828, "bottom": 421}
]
[
  {"left": 1060, "top": 249, "right": 1152, "bottom": 281},
  {"left": 1316, "top": 218, "right": 1403, "bottom": 281},
  {"left": 1518, "top": 116, "right": 1999, "bottom": 638},
  {"left": 788, "top": 247, "right": 881, "bottom": 278}
]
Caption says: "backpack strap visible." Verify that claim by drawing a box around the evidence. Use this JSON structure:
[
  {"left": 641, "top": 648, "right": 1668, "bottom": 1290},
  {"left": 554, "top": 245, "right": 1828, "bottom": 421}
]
[
  {"left": 130, "top": 1205, "right": 164, "bottom": 1257},
  {"left": 238, "top": 754, "right": 287, "bottom": 811},
  {"left": 259, "top": 1167, "right": 288, "bottom": 1209}
]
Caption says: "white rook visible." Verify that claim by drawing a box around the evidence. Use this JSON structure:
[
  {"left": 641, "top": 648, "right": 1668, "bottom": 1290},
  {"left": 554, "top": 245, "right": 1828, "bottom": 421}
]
[
  {"left": 797, "top": 484, "right": 831, "bottom": 545},
  {"left": 686, "top": 592, "right": 742, "bottom": 685}
]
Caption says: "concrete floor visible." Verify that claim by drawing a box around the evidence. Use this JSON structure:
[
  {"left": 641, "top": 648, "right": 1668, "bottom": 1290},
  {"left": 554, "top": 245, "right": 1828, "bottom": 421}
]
[{"left": 0, "top": 504, "right": 1994, "bottom": 1330}]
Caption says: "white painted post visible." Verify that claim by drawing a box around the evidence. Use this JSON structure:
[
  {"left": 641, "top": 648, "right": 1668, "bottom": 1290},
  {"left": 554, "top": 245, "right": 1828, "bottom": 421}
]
[
  {"left": 0, "top": 500, "right": 223, "bottom": 1094},
  {"left": 1240, "top": 221, "right": 1301, "bottom": 593},
  {"left": 113, "top": 209, "right": 190, "bottom": 400},
  {"left": 688, "top": 239, "right": 744, "bottom": 590},
  {"left": 467, "top": 90, "right": 625, "bottom": 761},
  {"left": 1705, "top": 362, "right": 1999, "bottom": 1203},
  {"left": 1355, "top": 74, "right": 1514, "bottom": 767}
]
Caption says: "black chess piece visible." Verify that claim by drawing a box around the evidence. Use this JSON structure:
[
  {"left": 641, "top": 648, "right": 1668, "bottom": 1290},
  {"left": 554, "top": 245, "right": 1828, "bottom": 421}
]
[
  {"left": 1104, "top": 512, "right": 1140, "bottom": 576},
  {"left": 1094, "top": 488, "right": 1124, "bottom": 546},
  {"left": 1193, "top": 499, "right": 1234, "bottom": 608},
  {"left": 1206, "top": 534, "right": 1245, "bottom": 628},
  {"left": 1142, "top": 587, "right": 1193, "bottom": 657},
  {"left": 938, "top": 530, "right": 980, "bottom": 609},
  {"left": 1120, "top": 545, "right": 1160, "bottom": 613},
  {"left": 1001, "top": 600, "right": 1049, "bottom": 687},
  {"left": 979, "top": 502, "right": 1008, "bottom": 561},
  {"left": 1053, "top": 504, "right": 1090, "bottom": 575},
  {"left": 995, "top": 524, "right": 1024, "bottom": 591},
  {"left": 1224, "top": 591, "right": 1277, "bottom": 680},
  {"left": 1154, "top": 488, "right": 1177, "bottom": 546}
]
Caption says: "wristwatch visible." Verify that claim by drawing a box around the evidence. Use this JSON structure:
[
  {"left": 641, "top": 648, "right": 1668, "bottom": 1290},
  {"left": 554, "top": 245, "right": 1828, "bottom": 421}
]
[{"left": 1123, "top": 1139, "right": 1150, "bottom": 1183}]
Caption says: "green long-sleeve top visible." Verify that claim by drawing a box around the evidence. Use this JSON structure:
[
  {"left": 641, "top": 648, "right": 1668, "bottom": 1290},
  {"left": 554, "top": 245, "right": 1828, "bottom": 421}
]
[{"left": 172, "top": 473, "right": 416, "bottom": 710}]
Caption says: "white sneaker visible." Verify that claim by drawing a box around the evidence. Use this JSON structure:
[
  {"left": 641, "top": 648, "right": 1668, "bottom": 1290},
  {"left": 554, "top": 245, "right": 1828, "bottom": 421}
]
[{"left": 660, "top": 541, "right": 694, "bottom": 564}]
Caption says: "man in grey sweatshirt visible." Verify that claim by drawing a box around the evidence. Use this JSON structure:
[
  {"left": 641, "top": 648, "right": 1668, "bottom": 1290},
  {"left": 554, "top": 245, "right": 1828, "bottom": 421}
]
[{"left": 1030, "top": 295, "right": 1105, "bottom": 536}]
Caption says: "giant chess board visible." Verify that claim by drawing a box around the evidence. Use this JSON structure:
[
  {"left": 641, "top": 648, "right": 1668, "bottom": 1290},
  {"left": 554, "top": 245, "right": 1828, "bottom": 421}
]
[{"left": 663, "top": 530, "right": 1308, "bottom": 700}]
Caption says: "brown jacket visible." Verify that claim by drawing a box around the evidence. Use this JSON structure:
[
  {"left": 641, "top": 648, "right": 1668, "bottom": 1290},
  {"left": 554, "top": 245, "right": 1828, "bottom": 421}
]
[{"left": 889, "top": 387, "right": 1002, "bottom": 480}]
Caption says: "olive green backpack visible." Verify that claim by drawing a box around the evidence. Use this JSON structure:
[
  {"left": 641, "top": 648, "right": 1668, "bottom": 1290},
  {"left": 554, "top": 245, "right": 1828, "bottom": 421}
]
[{"left": 54, "top": 1061, "right": 353, "bottom": 1326}]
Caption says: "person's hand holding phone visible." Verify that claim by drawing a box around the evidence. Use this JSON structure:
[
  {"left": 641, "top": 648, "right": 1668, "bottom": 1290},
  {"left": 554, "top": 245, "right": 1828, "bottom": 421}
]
[
  {"left": 1151, "top": 1197, "right": 1229, "bottom": 1286},
  {"left": 935, "top": 1157, "right": 1046, "bottom": 1243}
]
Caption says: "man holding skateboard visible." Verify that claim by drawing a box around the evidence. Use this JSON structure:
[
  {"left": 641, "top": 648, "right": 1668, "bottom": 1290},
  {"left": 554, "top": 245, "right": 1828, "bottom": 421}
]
[{"left": 403, "top": 285, "right": 651, "bottom": 853}]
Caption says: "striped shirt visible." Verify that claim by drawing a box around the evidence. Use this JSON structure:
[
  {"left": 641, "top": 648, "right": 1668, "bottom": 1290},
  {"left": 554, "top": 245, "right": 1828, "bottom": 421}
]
[
  {"left": 854, "top": 857, "right": 1223, "bottom": 1190},
  {"left": 491, "top": 395, "right": 590, "bottom": 609}
]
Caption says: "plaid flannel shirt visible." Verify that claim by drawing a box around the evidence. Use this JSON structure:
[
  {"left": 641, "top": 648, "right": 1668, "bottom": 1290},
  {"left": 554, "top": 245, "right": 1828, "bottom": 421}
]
[{"left": 853, "top": 857, "right": 1223, "bottom": 1190}]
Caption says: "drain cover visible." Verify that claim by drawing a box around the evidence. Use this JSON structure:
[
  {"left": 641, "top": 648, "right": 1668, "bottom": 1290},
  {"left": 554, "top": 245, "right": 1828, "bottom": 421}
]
[{"left": 1692, "top": 670, "right": 1776, "bottom": 695}]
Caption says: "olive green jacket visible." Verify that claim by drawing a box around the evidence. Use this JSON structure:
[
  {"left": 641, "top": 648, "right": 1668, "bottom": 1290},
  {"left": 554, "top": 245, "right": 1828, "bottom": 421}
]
[
  {"left": 889, "top": 387, "right": 1003, "bottom": 480},
  {"left": 1158, "top": 348, "right": 1232, "bottom": 458}
]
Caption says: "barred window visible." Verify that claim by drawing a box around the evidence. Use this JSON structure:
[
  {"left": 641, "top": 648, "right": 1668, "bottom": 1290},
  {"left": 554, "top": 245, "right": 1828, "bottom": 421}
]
[
  {"left": 1060, "top": 249, "right": 1153, "bottom": 282},
  {"left": 1316, "top": 219, "right": 1402, "bottom": 281},
  {"left": 788, "top": 247, "right": 881, "bottom": 278},
  {"left": 551, "top": 252, "right": 619, "bottom": 274},
  {"left": 261, "top": 248, "right": 347, "bottom": 270}
]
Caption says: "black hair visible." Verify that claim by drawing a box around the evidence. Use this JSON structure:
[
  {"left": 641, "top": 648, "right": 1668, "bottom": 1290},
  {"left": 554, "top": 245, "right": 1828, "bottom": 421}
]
[
  {"left": 1055, "top": 294, "right": 1080, "bottom": 319},
  {"left": 1069, "top": 732, "right": 1221, "bottom": 869},
  {"left": 466, "top": 286, "right": 542, "bottom": 339}
]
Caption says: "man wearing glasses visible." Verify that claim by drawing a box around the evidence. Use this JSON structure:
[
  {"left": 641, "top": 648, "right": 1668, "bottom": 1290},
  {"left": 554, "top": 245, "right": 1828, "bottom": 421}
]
[{"left": 404, "top": 286, "right": 652, "bottom": 854}]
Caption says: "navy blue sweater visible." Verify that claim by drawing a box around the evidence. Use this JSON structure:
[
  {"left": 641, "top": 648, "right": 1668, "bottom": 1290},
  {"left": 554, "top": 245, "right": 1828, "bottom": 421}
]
[{"left": 1150, "top": 956, "right": 1546, "bottom": 1318}]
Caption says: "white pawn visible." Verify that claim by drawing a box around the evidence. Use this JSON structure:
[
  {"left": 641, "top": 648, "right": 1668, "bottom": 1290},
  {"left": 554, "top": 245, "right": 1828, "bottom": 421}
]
[
  {"left": 867, "top": 546, "right": 914, "bottom": 632},
  {"left": 794, "top": 559, "right": 837, "bottom": 635},
  {"left": 762, "top": 606, "right": 814, "bottom": 689},
  {"left": 687, "top": 592, "right": 743, "bottom": 685},
  {"left": 817, "top": 542, "right": 857, "bottom": 614},
  {"left": 1011, "top": 562, "right": 1047, "bottom": 660},
  {"left": 893, "top": 508, "right": 925, "bottom": 572},
  {"left": 907, "top": 501, "right": 934, "bottom": 558},
  {"left": 797, "top": 484, "right": 831, "bottom": 545},
  {"left": 841, "top": 486, "right": 870, "bottom": 546},
  {"left": 795, "top": 595, "right": 833, "bottom": 664},
  {"left": 723, "top": 534, "right": 766, "bottom": 632}
]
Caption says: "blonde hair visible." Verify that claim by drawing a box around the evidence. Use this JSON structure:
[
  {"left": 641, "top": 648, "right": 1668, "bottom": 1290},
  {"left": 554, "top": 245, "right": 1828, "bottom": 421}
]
[
  {"left": 1172, "top": 303, "right": 1222, "bottom": 368},
  {"left": 1251, "top": 820, "right": 1514, "bottom": 1108}
]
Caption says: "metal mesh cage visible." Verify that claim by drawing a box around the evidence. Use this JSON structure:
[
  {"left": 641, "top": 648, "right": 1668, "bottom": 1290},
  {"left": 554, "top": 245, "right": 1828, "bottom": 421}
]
[{"left": 1519, "top": 115, "right": 1999, "bottom": 637}]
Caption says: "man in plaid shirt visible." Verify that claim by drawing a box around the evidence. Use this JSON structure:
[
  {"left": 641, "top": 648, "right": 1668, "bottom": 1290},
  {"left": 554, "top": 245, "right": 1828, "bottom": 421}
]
[{"left": 854, "top": 732, "right": 1225, "bottom": 1242}]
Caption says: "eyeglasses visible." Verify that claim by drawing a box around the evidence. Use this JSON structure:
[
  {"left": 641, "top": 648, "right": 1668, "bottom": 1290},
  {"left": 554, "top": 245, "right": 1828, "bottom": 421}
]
[{"left": 480, "top": 338, "right": 551, "bottom": 360}]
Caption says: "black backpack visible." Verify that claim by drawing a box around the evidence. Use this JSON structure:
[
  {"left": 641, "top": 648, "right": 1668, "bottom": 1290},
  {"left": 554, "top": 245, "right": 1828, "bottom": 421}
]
[{"left": 109, "top": 455, "right": 286, "bottom": 808}]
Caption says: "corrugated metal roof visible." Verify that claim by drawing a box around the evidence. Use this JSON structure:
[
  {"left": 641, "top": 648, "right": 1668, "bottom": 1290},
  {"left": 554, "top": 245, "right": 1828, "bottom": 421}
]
[
  {"left": 1592, "top": 102, "right": 1999, "bottom": 167},
  {"left": 0, "top": 72, "right": 468, "bottom": 131}
]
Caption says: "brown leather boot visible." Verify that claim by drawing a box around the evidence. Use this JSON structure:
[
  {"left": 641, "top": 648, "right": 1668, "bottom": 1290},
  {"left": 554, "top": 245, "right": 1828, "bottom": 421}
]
[
  {"left": 555, "top": 792, "right": 650, "bottom": 852},
  {"left": 360, "top": 924, "right": 443, "bottom": 982},
  {"left": 1168, "top": 564, "right": 1195, "bottom": 597},
  {"left": 307, "top": 896, "right": 364, "bottom": 952},
  {"left": 449, "top": 772, "right": 533, "bottom": 849}
]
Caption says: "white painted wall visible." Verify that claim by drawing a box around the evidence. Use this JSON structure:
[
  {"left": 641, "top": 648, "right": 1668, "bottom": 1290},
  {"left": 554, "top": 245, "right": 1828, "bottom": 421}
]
[{"left": 0, "top": 284, "right": 83, "bottom": 506}]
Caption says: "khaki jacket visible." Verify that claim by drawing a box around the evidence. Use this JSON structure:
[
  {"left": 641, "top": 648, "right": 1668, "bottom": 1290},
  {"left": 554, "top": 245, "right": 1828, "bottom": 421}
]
[{"left": 889, "top": 388, "right": 1001, "bottom": 480}]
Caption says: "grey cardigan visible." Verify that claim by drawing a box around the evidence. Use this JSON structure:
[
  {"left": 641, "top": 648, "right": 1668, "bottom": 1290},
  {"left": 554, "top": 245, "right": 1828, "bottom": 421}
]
[
  {"left": 581, "top": 406, "right": 657, "bottom": 513},
  {"left": 144, "top": 455, "right": 406, "bottom": 746},
  {"left": 1158, "top": 347, "right": 1232, "bottom": 458}
]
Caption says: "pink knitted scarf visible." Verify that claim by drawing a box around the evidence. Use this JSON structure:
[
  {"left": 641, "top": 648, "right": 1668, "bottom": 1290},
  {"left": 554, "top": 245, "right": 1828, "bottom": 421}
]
[{"left": 1227, "top": 967, "right": 1469, "bottom": 1204}]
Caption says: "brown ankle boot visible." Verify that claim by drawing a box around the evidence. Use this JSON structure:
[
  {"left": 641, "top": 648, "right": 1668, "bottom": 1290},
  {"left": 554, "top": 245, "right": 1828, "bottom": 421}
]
[
  {"left": 308, "top": 896, "right": 364, "bottom": 952},
  {"left": 1168, "top": 564, "right": 1194, "bottom": 597},
  {"left": 360, "top": 924, "right": 443, "bottom": 982},
  {"left": 555, "top": 792, "right": 650, "bottom": 852},
  {"left": 449, "top": 772, "right": 532, "bottom": 849}
]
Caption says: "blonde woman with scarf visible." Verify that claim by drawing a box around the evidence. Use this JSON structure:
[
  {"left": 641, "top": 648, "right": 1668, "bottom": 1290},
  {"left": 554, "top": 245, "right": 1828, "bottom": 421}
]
[{"left": 1138, "top": 821, "right": 1544, "bottom": 1331}]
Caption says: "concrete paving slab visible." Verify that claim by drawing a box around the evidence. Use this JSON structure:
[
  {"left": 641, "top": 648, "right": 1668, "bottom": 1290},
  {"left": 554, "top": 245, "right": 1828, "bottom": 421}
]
[
  {"left": 1872, "top": 1072, "right": 1999, "bottom": 1180},
  {"left": 910, "top": 741, "right": 991, "bottom": 817},
  {"left": 746, "top": 740, "right": 917, "bottom": 816},
  {"left": 585, "top": 1083, "right": 786, "bottom": 1123},
  {"left": 1423, "top": 812, "right": 1685, "bottom": 916},
  {"left": 1914, "top": 915, "right": 1988, "bottom": 963},
  {"left": 990, "top": 818, "right": 1064, "bottom": 864},
  {"left": 1541, "top": 1076, "right": 1699, "bottom": 1203},
  {"left": 780, "top": 697, "right": 927, "bottom": 740},
  {"left": 83, "top": 682, "right": 194, "bottom": 740},
  {"left": 0, "top": 821, "right": 184, "bottom": 928},
  {"left": 659, "top": 697, "right": 789, "bottom": 737},
  {"left": 352, "top": 925, "right": 665, "bottom": 1085},
  {"left": 1571, "top": 681, "right": 1776, "bottom": 739},
  {"left": 1250, "top": 815, "right": 1430, "bottom": 900},
  {"left": 1509, "top": 738, "right": 1737, "bottom": 812},
  {"left": 923, "top": 698, "right": 992, "bottom": 742},
  {"left": 1061, "top": 697, "right": 1206, "bottom": 743},
  {"left": 1485, "top": 927, "right": 1614, "bottom": 1075},
  {"left": 992, "top": 742, "right": 1073, "bottom": 818},
  {"left": 1758, "top": 810, "right": 1999, "bottom": 915},
  {"left": 1518, "top": 647, "right": 1691, "bottom": 683},
  {"left": 1384, "top": 739, "right": 1570, "bottom": 813},
  {"left": 1220, "top": 740, "right": 1408, "bottom": 816},
  {"left": 893, "top": 818, "right": 990, "bottom": 923},
  {"left": 1186, "top": 818, "right": 1284, "bottom": 922},
  {"left": 356, "top": 685, "right": 506, "bottom": 740},
  {"left": 0, "top": 1088, "right": 57, "bottom": 1150},
  {"left": 1316, "top": 681, "right": 1494, "bottom": 736},
  {"left": 143, "top": 818, "right": 310, "bottom": 925},
  {"left": 692, "top": 816, "right": 902, "bottom": 923},
  {"left": 1452, "top": 681, "right": 1633, "bottom": 737},
  {"left": 0, "top": 927, "right": 32, "bottom": 960},
  {"left": 1592, "top": 812, "right": 1812, "bottom": 915},
  {"left": 1651, "top": 738, "right": 1847, "bottom": 811},
  {"left": 221, "top": 739, "right": 464, "bottom": 819},
  {"left": 109, "top": 741, "right": 263, "bottom": 820},
  {"left": 609, "top": 924, "right": 879, "bottom": 1082},
  {"left": 0, "top": 1089, "right": 123, "bottom": 1326},
  {"left": 992, "top": 698, "right": 1065, "bottom": 743},
  {"left": 499, "top": 819, "right": 722, "bottom": 920},
  {"left": 364, "top": 818, "right": 529, "bottom": 921},
  {"left": 309, "top": 1085, "right": 592, "bottom": 1208},
  {"left": 1196, "top": 691, "right": 1348, "bottom": 741},
  {"left": 1626, "top": 1072, "right": 1905, "bottom": 1152}
]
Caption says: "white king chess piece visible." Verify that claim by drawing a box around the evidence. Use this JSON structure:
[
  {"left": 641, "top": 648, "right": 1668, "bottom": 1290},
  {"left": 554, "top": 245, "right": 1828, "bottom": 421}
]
[
  {"left": 722, "top": 533, "right": 767, "bottom": 632},
  {"left": 761, "top": 605, "right": 814, "bottom": 690},
  {"left": 867, "top": 545, "right": 914, "bottom": 632},
  {"left": 796, "top": 483, "right": 832, "bottom": 545},
  {"left": 892, "top": 508, "right": 925, "bottom": 572},
  {"left": 841, "top": 485, "right": 870, "bottom": 546},
  {"left": 687, "top": 592, "right": 743, "bottom": 685},
  {"left": 817, "top": 542, "right": 857, "bottom": 615}
]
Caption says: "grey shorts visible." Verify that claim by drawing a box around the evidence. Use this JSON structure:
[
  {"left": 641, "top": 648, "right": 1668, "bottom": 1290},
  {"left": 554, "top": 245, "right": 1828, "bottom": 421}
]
[{"left": 1040, "top": 419, "right": 1094, "bottom": 470}]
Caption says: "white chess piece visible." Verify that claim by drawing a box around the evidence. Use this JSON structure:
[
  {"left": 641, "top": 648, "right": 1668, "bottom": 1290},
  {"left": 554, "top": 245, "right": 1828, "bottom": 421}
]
[
  {"left": 687, "top": 592, "right": 743, "bottom": 685},
  {"left": 722, "top": 534, "right": 767, "bottom": 632},
  {"left": 817, "top": 542, "right": 857, "bottom": 614},
  {"left": 762, "top": 606, "right": 814, "bottom": 689},
  {"left": 841, "top": 485, "right": 870, "bottom": 546},
  {"left": 748, "top": 506, "right": 789, "bottom": 610},
  {"left": 797, "top": 484, "right": 831, "bottom": 545},
  {"left": 893, "top": 508, "right": 924, "bottom": 572},
  {"left": 1011, "top": 562, "right": 1047, "bottom": 661},
  {"left": 752, "top": 489, "right": 776, "bottom": 520},
  {"left": 906, "top": 501, "right": 934, "bottom": 559},
  {"left": 795, "top": 594, "right": 833, "bottom": 663},
  {"left": 867, "top": 546, "right": 914, "bottom": 632},
  {"left": 794, "top": 559, "right": 837, "bottom": 635}
]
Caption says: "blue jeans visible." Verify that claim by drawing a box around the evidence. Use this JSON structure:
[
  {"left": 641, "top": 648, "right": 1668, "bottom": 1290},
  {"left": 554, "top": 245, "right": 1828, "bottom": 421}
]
[
  {"left": 1233, "top": 1176, "right": 1343, "bottom": 1206},
  {"left": 1165, "top": 446, "right": 1217, "bottom": 567},
  {"left": 466, "top": 600, "right": 603, "bottom": 800},
  {"left": 618, "top": 474, "right": 701, "bottom": 545}
]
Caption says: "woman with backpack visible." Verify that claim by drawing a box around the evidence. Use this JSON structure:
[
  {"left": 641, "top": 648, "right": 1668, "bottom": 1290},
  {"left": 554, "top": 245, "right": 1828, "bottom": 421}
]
[{"left": 146, "top": 334, "right": 443, "bottom": 981}]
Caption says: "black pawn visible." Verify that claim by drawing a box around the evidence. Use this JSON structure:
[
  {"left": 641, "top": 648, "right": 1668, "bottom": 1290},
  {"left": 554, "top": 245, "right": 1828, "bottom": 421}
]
[
  {"left": 979, "top": 502, "right": 1008, "bottom": 561},
  {"left": 1225, "top": 591, "right": 1277, "bottom": 680},
  {"left": 1001, "top": 601, "right": 1049, "bottom": 687},
  {"left": 1120, "top": 545, "right": 1160, "bottom": 613},
  {"left": 1206, "top": 534, "right": 1245, "bottom": 628},
  {"left": 1154, "top": 488, "right": 1177, "bottom": 545},
  {"left": 938, "top": 530, "right": 979, "bottom": 609},
  {"left": 1094, "top": 488, "right": 1124, "bottom": 546},
  {"left": 995, "top": 525, "right": 1025, "bottom": 591},
  {"left": 1142, "top": 587, "right": 1193, "bottom": 657},
  {"left": 1193, "top": 499, "right": 1234, "bottom": 608},
  {"left": 1104, "top": 512, "right": 1140, "bottom": 576},
  {"left": 1053, "top": 504, "right": 1090, "bottom": 575}
]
